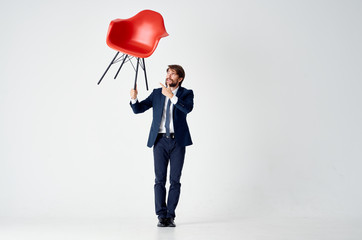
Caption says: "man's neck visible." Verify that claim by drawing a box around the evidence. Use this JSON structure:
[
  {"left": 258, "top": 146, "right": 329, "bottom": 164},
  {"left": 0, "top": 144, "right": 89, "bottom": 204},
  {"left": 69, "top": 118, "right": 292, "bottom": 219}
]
[{"left": 170, "top": 85, "right": 179, "bottom": 92}]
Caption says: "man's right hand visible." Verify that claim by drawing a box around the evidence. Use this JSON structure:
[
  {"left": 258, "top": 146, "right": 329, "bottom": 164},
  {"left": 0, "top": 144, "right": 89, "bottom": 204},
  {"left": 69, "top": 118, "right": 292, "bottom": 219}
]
[{"left": 130, "top": 88, "right": 138, "bottom": 100}]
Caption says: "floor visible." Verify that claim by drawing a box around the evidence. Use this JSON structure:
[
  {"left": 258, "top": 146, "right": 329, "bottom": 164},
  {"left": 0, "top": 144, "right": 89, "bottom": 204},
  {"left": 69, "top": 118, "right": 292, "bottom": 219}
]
[{"left": 1, "top": 216, "right": 361, "bottom": 240}]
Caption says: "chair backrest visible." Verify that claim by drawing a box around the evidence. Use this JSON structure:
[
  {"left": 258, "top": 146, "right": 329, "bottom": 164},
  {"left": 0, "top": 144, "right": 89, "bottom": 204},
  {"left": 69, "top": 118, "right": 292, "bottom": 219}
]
[{"left": 129, "top": 10, "right": 169, "bottom": 47}]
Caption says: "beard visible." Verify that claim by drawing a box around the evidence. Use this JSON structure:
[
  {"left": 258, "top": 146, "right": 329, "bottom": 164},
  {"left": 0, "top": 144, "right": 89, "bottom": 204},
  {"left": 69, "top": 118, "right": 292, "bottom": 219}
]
[{"left": 165, "top": 79, "right": 178, "bottom": 87}]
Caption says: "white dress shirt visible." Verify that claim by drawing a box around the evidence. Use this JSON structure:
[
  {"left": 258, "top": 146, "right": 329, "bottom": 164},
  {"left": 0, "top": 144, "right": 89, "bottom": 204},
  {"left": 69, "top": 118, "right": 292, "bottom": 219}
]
[{"left": 131, "top": 87, "right": 179, "bottom": 134}]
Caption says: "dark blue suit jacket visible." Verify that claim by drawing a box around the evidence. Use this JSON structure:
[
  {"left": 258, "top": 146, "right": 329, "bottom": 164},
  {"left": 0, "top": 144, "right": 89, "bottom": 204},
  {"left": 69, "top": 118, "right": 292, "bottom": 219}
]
[{"left": 130, "top": 87, "right": 194, "bottom": 148}]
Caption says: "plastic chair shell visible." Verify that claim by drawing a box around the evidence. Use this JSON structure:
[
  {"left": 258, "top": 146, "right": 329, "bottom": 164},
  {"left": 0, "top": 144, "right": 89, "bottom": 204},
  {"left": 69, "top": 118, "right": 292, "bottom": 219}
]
[{"left": 106, "top": 10, "right": 169, "bottom": 58}]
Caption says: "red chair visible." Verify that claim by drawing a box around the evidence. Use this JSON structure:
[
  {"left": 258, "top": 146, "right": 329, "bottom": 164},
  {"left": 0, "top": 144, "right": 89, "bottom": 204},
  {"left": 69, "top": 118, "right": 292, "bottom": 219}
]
[{"left": 98, "top": 10, "right": 169, "bottom": 90}]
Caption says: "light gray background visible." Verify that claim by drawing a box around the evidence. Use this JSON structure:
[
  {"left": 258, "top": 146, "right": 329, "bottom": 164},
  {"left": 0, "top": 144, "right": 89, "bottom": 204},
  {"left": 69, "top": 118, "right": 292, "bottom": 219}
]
[{"left": 1, "top": 0, "right": 362, "bottom": 237}]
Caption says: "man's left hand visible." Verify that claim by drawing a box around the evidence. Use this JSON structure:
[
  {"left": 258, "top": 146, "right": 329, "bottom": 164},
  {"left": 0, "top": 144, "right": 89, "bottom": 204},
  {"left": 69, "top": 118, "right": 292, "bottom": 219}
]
[{"left": 160, "top": 83, "right": 174, "bottom": 99}]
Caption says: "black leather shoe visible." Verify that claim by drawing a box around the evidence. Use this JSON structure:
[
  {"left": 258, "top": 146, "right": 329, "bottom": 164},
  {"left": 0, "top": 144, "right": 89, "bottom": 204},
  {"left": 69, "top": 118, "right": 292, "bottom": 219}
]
[
  {"left": 167, "top": 218, "right": 176, "bottom": 227},
  {"left": 157, "top": 218, "right": 168, "bottom": 227}
]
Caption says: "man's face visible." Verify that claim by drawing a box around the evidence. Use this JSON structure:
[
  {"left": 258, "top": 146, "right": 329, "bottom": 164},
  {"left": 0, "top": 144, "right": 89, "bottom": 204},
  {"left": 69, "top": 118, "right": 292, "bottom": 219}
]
[{"left": 165, "top": 69, "right": 183, "bottom": 88}]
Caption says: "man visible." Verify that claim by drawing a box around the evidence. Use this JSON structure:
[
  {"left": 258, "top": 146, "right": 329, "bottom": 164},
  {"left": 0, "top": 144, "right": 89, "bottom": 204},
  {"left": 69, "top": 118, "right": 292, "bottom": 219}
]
[{"left": 130, "top": 65, "right": 194, "bottom": 227}]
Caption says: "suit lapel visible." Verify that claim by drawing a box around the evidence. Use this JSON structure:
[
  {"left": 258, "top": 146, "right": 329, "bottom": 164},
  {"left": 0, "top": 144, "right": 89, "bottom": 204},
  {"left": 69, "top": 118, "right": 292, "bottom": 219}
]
[
  {"left": 176, "top": 87, "right": 184, "bottom": 98},
  {"left": 160, "top": 91, "right": 166, "bottom": 106},
  {"left": 159, "top": 90, "right": 166, "bottom": 118},
  {"left": 173, "top": 87, "right": 184, "bottom": 115}
]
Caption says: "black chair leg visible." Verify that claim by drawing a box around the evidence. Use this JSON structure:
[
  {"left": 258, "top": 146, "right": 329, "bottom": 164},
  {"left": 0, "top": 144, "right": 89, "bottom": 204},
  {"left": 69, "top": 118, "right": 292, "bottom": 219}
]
[
  {"left": 133, "top": 58, "right": 140, "bottom": 90},
  {"left": 142, "top": 58, "right": 149, "bottom": 91},
  {"left": 114, "top": 54, "right": 128, "bottom": 79},
  {"left": 99, "top": 53, "right": 149, "bottom": 91},
  {"left": 98, "top": 51, "right": 120, "bottom": 85}
]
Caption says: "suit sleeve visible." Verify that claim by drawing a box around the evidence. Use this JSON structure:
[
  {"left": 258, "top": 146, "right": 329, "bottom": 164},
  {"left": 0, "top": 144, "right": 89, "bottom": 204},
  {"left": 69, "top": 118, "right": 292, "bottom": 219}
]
[
  {"left": 174, "top": 90, "right": 194, "bottom": 114},
  {"left": 130, "top": 90, "right": 154, "bottom": 114}
]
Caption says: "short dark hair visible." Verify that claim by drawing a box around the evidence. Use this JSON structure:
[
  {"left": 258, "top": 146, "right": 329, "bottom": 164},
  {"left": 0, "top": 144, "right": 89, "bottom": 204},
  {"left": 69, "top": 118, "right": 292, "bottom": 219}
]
[{"left": 167, "top": 65, "right": 185, "bottom": 86}]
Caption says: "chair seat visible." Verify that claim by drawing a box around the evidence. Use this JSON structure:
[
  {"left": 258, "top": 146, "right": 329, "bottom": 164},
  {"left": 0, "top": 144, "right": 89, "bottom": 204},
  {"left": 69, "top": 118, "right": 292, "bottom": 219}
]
[{"left": 107, "top": 40, "right": 154, "bottom": 58}]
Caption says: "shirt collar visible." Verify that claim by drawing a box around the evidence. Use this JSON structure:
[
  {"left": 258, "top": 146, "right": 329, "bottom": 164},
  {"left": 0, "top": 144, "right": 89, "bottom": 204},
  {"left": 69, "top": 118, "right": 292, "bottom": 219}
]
[{"left": 172, "top": 87, "right": 179, "bottom": 95}]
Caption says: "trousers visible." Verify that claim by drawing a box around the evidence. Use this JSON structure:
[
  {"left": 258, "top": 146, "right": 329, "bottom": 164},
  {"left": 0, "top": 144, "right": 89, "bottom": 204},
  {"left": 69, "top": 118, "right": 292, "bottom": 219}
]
[{"left": 153, "top": 134, "right": 185, "bottom": 219}]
